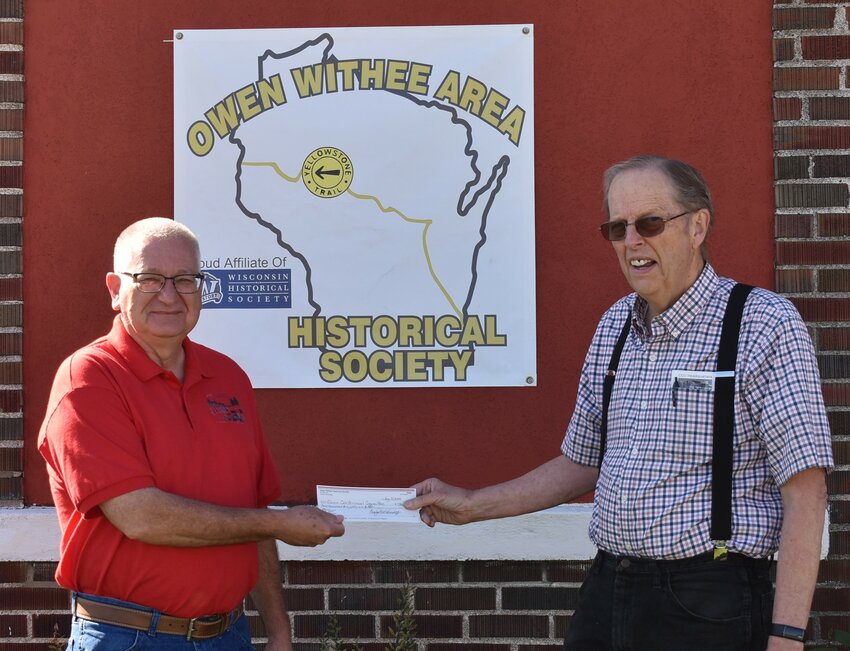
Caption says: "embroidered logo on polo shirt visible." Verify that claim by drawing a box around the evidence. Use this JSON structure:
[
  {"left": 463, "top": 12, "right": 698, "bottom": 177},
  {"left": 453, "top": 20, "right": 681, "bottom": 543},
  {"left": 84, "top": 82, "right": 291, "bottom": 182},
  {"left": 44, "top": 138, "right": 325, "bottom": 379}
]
[{"left": 206, "top": 394, "right": 246, "bottom": 423}]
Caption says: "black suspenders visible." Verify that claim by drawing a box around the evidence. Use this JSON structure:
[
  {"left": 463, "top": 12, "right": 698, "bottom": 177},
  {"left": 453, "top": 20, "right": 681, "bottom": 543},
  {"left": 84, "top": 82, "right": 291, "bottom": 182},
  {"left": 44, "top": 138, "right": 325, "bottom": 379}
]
[
  {"left": 599, "top": 314, "right": 632, "bottom": 469},
  {"left": 598, "top": 283, "right": 754, "bottom": 558}
]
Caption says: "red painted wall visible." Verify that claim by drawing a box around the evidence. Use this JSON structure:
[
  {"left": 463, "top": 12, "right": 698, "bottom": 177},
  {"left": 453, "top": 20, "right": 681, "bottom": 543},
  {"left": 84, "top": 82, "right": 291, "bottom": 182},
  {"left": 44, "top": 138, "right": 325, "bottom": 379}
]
[{"left": 23, "top": 1, "right": 774, "bottom": 504}]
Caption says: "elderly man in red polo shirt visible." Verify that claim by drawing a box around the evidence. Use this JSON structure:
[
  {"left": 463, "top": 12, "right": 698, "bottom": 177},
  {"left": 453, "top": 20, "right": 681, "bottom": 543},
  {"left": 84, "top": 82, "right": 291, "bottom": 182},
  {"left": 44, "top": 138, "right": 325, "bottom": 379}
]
[{"left": 38, "top": 217, "right": 344, "bottom": 650}]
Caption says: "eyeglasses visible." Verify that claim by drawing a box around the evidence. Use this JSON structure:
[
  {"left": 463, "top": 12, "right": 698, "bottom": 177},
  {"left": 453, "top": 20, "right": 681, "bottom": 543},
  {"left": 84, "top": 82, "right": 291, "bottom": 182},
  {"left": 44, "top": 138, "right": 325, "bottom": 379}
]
[
  {"left": 118, "top": 272, "right": 205, "bottom": 294},
  {"left": 599, "top": 210, "right": 693, "bottom": 242}
]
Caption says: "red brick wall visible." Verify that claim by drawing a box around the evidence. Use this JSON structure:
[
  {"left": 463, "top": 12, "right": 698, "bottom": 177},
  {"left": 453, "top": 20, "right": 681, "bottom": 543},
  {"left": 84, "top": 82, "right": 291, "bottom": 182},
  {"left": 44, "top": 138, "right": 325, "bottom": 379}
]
[
  {"left": 2, "top": 1, "right": 849, "bottom": 650},
  {"left": 1, "top": 560, "right": 592, "bottom": 648},
  {"left": 0, "top": 0, "right": 22, "bottom": 507},
  {"left": 773, "top": 1, "right": 850, "bottom": 647}
]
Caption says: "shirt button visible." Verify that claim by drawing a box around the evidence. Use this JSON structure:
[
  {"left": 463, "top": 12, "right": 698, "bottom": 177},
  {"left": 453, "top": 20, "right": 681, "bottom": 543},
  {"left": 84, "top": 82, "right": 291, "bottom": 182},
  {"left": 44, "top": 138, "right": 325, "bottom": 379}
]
[
  {"left": 641, "top": 401, "right": 648, "bottom": 410},
  {"left": 649, "top": 354, "right": 657, "bottom": 362}
]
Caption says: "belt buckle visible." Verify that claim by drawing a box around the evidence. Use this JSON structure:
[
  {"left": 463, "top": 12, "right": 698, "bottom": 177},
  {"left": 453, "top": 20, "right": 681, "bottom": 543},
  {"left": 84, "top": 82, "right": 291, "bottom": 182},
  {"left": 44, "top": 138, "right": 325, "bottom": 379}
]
[{"left": 186, "top": 616, "right": 201, "bottom": 641}]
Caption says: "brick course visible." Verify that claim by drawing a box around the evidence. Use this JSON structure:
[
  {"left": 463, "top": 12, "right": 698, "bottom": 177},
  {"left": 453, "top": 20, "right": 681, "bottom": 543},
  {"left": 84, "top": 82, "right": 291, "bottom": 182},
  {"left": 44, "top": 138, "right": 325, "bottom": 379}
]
[
  {"left": 0, "top": 0, "right": 23, "bottom": 525},
  {"left": 774, "top": 2, "right": 850, "bottom": 647}
]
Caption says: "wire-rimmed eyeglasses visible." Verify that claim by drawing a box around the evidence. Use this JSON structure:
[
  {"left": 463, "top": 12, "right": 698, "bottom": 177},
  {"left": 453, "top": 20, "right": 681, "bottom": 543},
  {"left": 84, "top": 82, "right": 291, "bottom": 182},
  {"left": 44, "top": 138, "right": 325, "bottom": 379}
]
[
  {"left": 599, "top": 210, "right": 694, "bottom": 242},
  {"left": 118, "top": 272, "right": 205, "bottom": 294}
]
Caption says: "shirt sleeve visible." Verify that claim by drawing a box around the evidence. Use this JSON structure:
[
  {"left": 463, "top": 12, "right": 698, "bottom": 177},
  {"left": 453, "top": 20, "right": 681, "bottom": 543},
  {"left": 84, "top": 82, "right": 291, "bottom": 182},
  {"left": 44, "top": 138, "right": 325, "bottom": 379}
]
[
  {"left": 562, "top": 362, "right": 603, "bottom": 466},
  {"left": 39, "top": 386, "right": 156, "bottom": 516},
  {"left": 562, "top": 302, "right": 630, "bottom": 467},
  {"left": 741, "top": 296, "right": 834, "bottom": 486}
]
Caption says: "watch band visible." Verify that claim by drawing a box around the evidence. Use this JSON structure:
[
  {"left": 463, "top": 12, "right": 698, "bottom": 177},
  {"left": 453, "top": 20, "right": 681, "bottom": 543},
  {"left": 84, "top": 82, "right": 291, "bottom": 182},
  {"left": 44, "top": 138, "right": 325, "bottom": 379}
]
[{"left": 770, "top": 623, "right": 805, "bottom": 642}]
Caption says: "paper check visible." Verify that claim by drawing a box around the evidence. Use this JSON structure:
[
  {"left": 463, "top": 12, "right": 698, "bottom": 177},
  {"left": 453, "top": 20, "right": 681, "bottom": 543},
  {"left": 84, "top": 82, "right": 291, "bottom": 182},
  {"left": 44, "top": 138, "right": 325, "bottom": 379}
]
[{"left": 317, "top": 485, "right": 420, "bottom": 523}]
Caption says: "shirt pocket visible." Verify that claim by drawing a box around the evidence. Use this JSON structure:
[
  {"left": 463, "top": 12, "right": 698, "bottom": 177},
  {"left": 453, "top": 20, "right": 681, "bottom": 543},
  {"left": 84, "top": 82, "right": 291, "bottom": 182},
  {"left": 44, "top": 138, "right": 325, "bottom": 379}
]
[{"left": 667, "top": 381, "right": 715, "bottom": 464}]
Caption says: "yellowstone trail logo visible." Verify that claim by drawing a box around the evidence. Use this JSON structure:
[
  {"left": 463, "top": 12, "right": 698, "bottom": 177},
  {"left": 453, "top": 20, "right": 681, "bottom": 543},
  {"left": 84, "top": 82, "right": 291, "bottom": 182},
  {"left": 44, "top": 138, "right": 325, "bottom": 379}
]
[
  {"left": 174, "top": 25, "right": 536, "bottom": 387},
  {"left": 302, "top": 147, "right": 353, "bottom": 197}
]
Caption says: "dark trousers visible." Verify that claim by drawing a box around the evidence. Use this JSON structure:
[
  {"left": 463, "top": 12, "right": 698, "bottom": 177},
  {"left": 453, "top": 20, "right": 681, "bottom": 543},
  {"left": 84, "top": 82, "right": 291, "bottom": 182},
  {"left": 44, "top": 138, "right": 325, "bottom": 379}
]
[{"left": 564, "top": 550, "right": 774, "bottom": 651}]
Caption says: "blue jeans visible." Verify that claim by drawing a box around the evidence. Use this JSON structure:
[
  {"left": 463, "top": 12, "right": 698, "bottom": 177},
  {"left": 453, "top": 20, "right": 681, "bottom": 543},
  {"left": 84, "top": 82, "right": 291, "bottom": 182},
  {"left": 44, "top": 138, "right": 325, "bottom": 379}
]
[
  {"left": 563, "top": 551, "right": 774, "bottom": 651},
  {"left": 69, "top": 593, "right": 254, "bottom": 650}
]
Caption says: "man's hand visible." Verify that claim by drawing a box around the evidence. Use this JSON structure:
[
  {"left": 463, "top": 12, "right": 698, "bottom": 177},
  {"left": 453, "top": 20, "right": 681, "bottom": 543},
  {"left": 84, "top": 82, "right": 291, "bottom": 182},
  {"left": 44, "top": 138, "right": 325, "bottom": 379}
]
[
  {"left": 404, "top": 478, "right": 475, "bottom": 527},
  {"left": 404, "top": 456, "right": 599, "bottom": 527},
  {"left": 275, "top": 505, "right": 345, "bottom": 546}
]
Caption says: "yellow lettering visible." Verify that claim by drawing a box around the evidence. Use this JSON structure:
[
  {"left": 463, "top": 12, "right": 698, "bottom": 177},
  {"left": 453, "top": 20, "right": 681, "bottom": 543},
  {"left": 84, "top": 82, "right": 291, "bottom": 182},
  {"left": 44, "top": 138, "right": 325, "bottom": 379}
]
[
  {"left": 187, "top": 120, "right": 214, "bottom": 156},
  {"left": 348, "top": 316, "right": 372, "bottom": 347},
  {"left": 359, "top": 59, "right": 385, "bottom": 89},
  {"left": 371, "top": 316, "right": 397, "bottom": 347},
  {"left": 399, "top": 316, "right": 422, "bottom": 347},
  {"left": 257, "top": 74, "right": 286, "bottom": 109},
  {"left": 433, "top": 70, "right": 461, "bottom": 105},
  {"left": 459, "top": 76, "right": 487, "bottom": 116},
  {"left": 319, "top": 351, "right": 342, "bottom": 382},
  {"left": 235, "top": 84, "right": 262, "bottom": 121},
  {"left": 485, "top": 315, "right": 507, "bottom": 345},
  {"left": 326, "top": 316, "right": 350, "bottom": 348},
  {"left": 337, "top": 60, "right": 360, "bottom": 90},
  {"left": 499, "top": 105, "right": 526, "bottom": 146},
  {"left": 291, "top": 64, "right": 324, "bottom": 98},
  {"left": 460, "top": 316, "right": 486, "bottom": 346},
  {"left": 325, "top": 61, "right": 338, "bottom": 93},
  {"left": 385, "top": 60, "right": 408, "bottom": 91},
  {"left": 481, "top": 88, "right": 509, "bottom": 128},
  {"left": 369, "top": 350, "right": 394, "bottom": 382},
  {"left": 449, "top": 350, "right": 474, "bottom": 381},
  {"left": 288, "top": 317, "right": 314, "bottom": 347},
  {"left": 428, "top": 350, "right": 451, "bottom": 381},
  {"left": 204, "top": 96, "right": 240, "bottom": 138},
  {"left": 405, "top": 351, "right": 428, "bottom": 381},
  {"left": 422, "top": 315, "right": 435, "bottom": 346},
  {"left": 436, "top": 315, "right": 462, "bottom": 346},
  {"left": 343, "top": 350, "right": 369, "bottom": 382},
  {"left": 408, "top": 63, "right": 432, "bottom": 95}
]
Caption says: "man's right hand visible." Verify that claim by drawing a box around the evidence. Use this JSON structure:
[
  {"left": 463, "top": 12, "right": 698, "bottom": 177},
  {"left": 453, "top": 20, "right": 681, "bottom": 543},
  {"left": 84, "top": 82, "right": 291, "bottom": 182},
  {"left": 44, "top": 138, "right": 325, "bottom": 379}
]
[
  {"left": 276, "top": 505, "right": 345, "bottom": 546},
  {"left": 404, "top": 478, "right": 476, "bottom": 527}
]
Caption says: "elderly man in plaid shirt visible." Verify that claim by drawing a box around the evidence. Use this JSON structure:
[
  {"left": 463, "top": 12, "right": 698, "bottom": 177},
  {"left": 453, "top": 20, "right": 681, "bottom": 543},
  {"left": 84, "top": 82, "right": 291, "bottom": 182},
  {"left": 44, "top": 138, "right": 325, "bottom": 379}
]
[{"left": 406, "top": 155, "right": 834, "bottom": 651}]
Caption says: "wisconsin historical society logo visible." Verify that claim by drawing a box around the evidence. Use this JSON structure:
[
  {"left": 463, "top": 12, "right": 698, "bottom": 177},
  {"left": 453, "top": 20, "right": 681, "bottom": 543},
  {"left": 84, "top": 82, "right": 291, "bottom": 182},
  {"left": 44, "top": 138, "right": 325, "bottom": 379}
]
[{"left": 201, "top": 269, "right": 291, "bottom": 309}]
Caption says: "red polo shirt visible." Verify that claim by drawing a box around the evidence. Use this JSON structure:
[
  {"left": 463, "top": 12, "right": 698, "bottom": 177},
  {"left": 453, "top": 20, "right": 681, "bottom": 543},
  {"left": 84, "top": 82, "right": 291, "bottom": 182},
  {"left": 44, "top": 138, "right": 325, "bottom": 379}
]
[{"left": 37, "top": 316, "right": 281, "bottom": 617}]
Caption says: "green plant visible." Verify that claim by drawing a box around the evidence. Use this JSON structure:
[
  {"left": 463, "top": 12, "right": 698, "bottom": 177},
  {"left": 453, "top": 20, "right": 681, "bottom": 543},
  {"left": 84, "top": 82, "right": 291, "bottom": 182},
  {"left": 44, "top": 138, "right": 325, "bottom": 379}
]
[
  {"left": 386, "top": 581, "right": 417, "bottom": 651},
  {"left": 320, "top": 612, "right": 363, "bottom": 651},
  {"left": 47, "top": 623, "right": 68, "bottom": 651},
  {"left": 320, "top": 581, "right": 417, "bottom": 651}
]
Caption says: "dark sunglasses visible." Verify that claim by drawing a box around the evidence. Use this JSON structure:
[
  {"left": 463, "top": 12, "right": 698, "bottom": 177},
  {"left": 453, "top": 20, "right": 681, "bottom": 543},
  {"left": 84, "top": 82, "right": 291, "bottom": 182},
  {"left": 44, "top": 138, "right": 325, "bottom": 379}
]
[{"left": 599, "top": 210, "right": 693, "bottom": 242}]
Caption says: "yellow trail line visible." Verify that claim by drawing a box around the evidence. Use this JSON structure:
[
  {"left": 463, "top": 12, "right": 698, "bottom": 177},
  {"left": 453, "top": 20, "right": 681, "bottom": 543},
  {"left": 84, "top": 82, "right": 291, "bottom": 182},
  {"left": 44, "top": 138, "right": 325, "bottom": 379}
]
[
  {"left": 242, "top": 161, "right": 301, "bottom": 183},
  {"left": 242, "top": 160, "right": 463, "bottom": 318}
]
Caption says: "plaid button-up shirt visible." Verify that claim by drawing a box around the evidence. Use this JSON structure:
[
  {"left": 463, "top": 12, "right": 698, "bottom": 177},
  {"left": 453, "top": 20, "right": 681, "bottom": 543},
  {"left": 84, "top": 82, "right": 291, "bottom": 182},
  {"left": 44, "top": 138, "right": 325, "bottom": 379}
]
[{"left": 562, "top": 264, "right": 834, "bottom": 559}]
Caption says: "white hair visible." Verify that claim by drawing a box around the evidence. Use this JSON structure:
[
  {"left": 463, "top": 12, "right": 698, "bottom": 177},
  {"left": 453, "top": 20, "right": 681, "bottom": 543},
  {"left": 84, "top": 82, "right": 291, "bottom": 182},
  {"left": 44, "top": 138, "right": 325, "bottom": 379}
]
[{"left": 113, "top": 217, "right": 201, "bottom": 271}]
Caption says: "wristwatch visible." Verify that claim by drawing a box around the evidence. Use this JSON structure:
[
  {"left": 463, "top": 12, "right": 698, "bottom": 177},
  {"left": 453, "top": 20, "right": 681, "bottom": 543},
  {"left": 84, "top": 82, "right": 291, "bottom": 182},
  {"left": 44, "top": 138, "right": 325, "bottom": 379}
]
[{"left": 770, "top": 623, "right": 805, "bottom": 642}]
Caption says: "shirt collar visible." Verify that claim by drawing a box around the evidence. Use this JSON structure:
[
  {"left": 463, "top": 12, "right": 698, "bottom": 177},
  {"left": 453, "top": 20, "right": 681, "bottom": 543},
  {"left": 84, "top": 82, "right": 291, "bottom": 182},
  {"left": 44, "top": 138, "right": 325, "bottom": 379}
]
[
  {"left": 106, "top": 314, "right": 207, "bottom": 384},
  {"left": 632, "top": 263, "right": 718, "bottom": 340}
]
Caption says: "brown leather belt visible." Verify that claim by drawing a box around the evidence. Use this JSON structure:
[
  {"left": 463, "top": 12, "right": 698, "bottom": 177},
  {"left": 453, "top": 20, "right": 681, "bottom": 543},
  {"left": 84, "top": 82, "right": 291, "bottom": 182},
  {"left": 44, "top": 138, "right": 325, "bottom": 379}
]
[{"left": 75, "top": 596, "right": 244, "bottom": 640}]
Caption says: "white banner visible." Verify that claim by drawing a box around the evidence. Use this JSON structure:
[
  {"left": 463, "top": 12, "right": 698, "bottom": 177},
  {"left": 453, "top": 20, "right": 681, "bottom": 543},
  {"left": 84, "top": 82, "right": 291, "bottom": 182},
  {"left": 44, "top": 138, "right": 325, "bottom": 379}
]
[{"left": 174, "top": 25, "right": 536, "bottom": 387}]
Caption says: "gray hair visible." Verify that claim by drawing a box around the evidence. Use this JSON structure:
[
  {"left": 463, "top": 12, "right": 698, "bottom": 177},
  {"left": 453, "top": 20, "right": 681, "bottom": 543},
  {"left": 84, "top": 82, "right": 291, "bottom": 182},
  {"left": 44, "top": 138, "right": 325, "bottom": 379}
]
[
  {"left": 603, "top": 155, "right": 714, "bottom": 257},
  {"left": 113, "top": 217, "right": 200, "bottom": 271}
]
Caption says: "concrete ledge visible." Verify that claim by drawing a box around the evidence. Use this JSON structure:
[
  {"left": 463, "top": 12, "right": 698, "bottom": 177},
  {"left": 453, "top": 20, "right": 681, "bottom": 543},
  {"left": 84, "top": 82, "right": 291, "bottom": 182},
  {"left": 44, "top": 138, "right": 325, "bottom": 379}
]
[
  {"left": 1, "top": 504, "right": 829, "bottom": 562},
  {"left": 275, "top": 504, "right": 597, "bottom": 561},
  {"left": 0, "top": 505, "right": 595, "bottom": 561}
]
